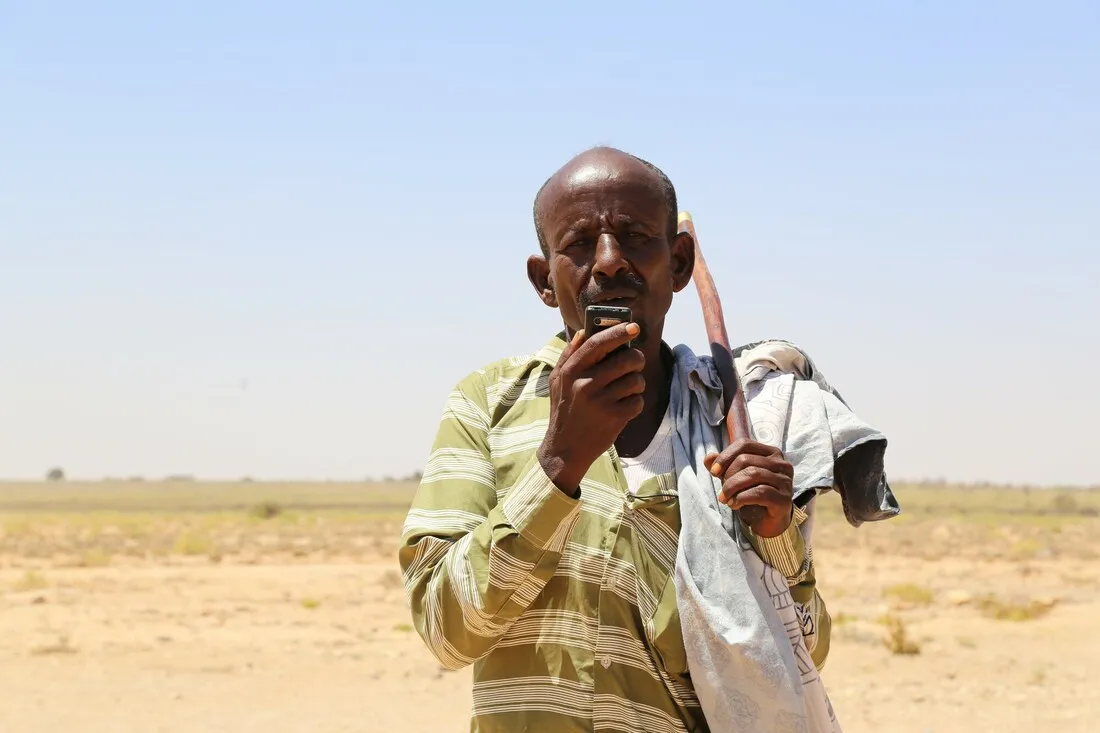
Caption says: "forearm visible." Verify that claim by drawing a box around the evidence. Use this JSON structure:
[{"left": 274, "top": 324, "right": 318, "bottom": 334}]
[{"left": 399, "top": 456, "right": 581, "bottom": 669}]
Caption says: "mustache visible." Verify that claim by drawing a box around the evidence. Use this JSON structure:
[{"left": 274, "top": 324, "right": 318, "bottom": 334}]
[{"left": 579, "top": 273, "right": 645, "bottom": 308}]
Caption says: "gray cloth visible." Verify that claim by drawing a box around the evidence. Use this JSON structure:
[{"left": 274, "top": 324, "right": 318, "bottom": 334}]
[
  {"left": 669, "top": 343, "right": 841, "bottom": 733},
  {"left": 732, "top": 339, "right": 900, "bottom": 527}
]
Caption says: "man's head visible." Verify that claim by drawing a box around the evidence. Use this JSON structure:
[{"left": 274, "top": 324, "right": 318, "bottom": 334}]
[{"left": 526, "top": 147, "right": 695, "bottom": 346}]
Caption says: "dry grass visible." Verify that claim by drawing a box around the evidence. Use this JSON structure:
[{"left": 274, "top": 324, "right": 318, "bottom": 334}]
[
  {"left": 879, "top": 613, "right": 921, "bottom": 655},
  {"left": 882, "top": 583, "right": 935, "bottom": 606},
  {"left": 0, "top": 478, "right": 1097, "bottom": 733},
  {"left": 12, "top": 569, "right": 48, "bottom": 592},
  {"left": 975, "top": 594, "right": 1058, "bottom": 622}
]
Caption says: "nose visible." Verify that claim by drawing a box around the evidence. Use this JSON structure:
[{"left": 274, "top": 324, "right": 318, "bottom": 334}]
[{"left": 592, "top": 233, "right": 629, "bottom": 280}]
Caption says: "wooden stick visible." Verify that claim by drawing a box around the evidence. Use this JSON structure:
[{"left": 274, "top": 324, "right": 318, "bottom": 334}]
[{"left": 678, "top": 212, "right": 766, "bottom": 527}]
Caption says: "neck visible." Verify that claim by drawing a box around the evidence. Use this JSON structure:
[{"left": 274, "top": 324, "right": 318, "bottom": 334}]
[{"left": 614, "top": 338, "right": 673, "bottom": 458}]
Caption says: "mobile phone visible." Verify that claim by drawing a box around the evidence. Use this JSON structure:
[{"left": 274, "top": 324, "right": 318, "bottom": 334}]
[{"left": 584, "top": 305, "right": 633, "bottom": 349}]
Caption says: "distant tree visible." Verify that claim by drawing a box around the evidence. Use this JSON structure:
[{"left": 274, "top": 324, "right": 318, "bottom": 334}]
[
  {"left": 406, "top": 470, "right": 424, "bottom": 482},
  {"left": 46, "top": 467, "right": 65, "bottom": 481}
]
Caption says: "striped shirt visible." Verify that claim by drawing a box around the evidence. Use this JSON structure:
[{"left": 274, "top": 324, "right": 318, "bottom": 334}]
[{"left": 398, "top": 334, "right": 830, "bottom": 733}]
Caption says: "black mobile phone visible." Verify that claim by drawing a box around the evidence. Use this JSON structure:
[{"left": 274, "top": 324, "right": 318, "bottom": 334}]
[{"left": 584, "top": 305, "right": 633, "bottom": 349}]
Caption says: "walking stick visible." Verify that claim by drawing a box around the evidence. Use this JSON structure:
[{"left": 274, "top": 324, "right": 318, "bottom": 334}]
[{"left": 678, "top": 212, "right": 767, "bottom": 528}]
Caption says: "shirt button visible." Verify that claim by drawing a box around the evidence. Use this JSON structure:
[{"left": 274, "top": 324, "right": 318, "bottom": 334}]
[{"left": 600, "top": 656, "right": 612, "bottom": 669}]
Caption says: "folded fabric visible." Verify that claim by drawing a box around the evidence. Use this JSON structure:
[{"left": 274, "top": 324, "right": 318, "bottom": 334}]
[
  {"left": 670, "top": 344, "right": 842, "bottom": 733},
  {"left": 733, "top": 339, "right": 900, "bottom": 528}
]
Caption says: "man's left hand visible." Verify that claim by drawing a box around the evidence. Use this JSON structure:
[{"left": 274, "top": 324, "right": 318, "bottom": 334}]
[{"left": 703, "top": 439, "right": 794, "bottom": 538}]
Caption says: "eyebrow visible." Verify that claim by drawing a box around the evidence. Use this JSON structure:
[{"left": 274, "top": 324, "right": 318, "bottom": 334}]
[{"left": 555, "top": 212, "right": 657, "bottom": 247}]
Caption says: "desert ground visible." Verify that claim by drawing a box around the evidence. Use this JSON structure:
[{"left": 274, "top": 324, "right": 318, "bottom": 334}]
[{"left": 1, "top": 480, "right": 1098, "bottom": 733}]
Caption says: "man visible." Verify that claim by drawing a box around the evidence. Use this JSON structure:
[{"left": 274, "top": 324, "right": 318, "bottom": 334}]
[{"left": 399, "top": 147, "right": 839, "bottom": 733}]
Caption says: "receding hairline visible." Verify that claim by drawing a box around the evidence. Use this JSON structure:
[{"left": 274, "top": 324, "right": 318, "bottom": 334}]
[{"left": 532, "top": 147, "right": 679, "bottom": 255}]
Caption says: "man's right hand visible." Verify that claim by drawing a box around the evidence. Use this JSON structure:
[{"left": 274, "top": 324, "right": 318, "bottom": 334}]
[{"left": 537, "top": 322, "right": 645, "bottom": 495}]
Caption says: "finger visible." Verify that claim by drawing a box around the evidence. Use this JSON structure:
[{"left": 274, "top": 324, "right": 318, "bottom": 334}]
[
  {"left": 568, "top": 322, "right": 641, "bottom": 371},
  {"left": 707, "top": 438, "right": 784, "bottom": 478},
  {"left": 718, "top": 466, "right": 792, "bottom": 505},
  {"left": 586, "top": 347, "right": 645, "bottom": 389},
  {"left": 600, "top": 371, "right": 646, "bottom": 401},
  {"left": 721, "top": 452, "right": 795, "bottom": 482},
  {"left": 703, "top": 452, "right": 719, "bottom": 472},
  {"left": 555, "top": 329, "right": 586, "bottom": 370},
  {"left": 609, "top": 394, "right": 645, "bottom": 421},
  {"left": 727, "top": 484, "right": 789, "bottom": 511}
]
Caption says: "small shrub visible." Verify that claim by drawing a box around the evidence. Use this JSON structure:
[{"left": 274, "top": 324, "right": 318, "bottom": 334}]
[
  {"left": 1051, "top": 492, "right": 1079, "bottom": 515},
  {"left": 301, "top": 598, "right": 321, "bottom": 610},
  {"left": 173, "top": 532, "right": 213, "bottom": 556},
  {"left": 14, "top": 570, "right": 49, "bottom": 592},
  {"left": 250, "top": 501, "right": 283, "bottom": 520},
  {"left": 882, "top": 583, "right": 934, "bottom": 606},
  {"left": 975, "top": 594, "right": 1055, "bottom": 622},
  {"left": 880, "top": 614, "right": 921, "bottom": 655}
]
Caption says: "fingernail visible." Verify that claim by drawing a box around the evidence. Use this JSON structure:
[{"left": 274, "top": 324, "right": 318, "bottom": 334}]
[
  {"left": 626, "top": 323, "right": 641, "bottom": 337},
  {"left": 709, "top": 463, "right": 722, "bottom": 477}
]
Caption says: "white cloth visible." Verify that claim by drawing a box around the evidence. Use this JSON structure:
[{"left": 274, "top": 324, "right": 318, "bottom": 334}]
[
  {"left": 670, "top": 342, "right": 843, "bottom": 733},
  {"left": 619, "top": 406, "right": 675, "bottom": 494}
]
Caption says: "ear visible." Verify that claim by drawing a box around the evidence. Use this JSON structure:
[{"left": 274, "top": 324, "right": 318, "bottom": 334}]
[
  {"left": 669, "top": 230, "right": 696, "bottom": 293},
  {"left": 527, "top": 254, "right": 558, "bottom": 308}
]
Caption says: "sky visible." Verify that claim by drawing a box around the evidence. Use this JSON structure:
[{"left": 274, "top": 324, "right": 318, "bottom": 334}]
[{"left": 1, "top": 1, "right": 1097, "bottom": 486}]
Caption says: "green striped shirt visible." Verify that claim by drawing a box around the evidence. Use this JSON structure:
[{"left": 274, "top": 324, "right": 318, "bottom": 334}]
[{"left": 399, "top": 334, "right": 830, "bottom": 733}]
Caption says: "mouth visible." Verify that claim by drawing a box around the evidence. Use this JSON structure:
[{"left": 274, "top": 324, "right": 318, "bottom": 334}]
[{"left": 592, "top": 291, "right": 640, "bottom": 308}]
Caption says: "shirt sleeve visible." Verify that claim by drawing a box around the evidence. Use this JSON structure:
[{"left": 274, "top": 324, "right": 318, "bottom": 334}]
[
  {"left": 397, "top": 370, "right": 582, "bottom": 670},
  {"left": 741, "top": 505, "right": 832, "bottom": 670}
]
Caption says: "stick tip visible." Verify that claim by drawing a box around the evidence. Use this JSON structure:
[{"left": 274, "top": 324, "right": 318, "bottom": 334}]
[{"left": 678, "top": 211, "right": 693, "bottom": 225}]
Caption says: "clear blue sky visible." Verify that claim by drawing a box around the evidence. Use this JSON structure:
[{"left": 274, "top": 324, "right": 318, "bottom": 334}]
[{"left": 1, "top": 1, "right": 1097, "bottom": 486}]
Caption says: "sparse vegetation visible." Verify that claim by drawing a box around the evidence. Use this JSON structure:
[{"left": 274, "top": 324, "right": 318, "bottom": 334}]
[
  {"left": 975, "top": 594, "right": 1057, "bottom": 622},
  {"left": 883, "top": 583, "right": 935, "bottom": 606},
  {"left": 13, "top": 570, "right": 49, "bottom": 592},
  {"left": 173, "top": 531, "right": 214, "bottom": 556},
  {"left": 77, "top": 548, "right": 111, "bottom": 567},
  {"left": 250, "top": 501, "right": 283, "bottom": 520},
  {"left": 0, "top": 477, "right": 1095, "bottom": 730},
  {"left": 880, "top": 614, "right": 921, "bottom": 655}
]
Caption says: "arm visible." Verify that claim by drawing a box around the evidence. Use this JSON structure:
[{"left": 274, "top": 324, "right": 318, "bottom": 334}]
[
  {"left": 398, "top": 372, "right": 582, "bottom": 670},
  {"left": 742, "top": 505, "right": 831, "bottom": 670}
]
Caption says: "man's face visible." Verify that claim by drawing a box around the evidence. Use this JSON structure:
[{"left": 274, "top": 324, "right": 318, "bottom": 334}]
[{"left": 528, "top": 151, "right": 694, "bottom": 345}]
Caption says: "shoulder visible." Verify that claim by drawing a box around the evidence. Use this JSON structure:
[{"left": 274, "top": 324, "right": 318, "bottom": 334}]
[{"left": 449, "top": 349, "right": 549, "bottom": 414}]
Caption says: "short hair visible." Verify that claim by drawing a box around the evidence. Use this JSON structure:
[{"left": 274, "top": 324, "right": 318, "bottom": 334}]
[{"left": 532, "top": 149, "right": 679, "bottom": 256}]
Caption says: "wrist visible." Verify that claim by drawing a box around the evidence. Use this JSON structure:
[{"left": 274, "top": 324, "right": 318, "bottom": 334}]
[
  {"left": 537, "top": 443, "right": 583, "bottom": 497},
  {"left": 750, "top": 506, "right": 795, "bottom": 538}
]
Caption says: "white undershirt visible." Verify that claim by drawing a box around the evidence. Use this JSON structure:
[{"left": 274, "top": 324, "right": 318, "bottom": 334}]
[{"left": 619, "top": 406, "right": 676, "bottom": 494}]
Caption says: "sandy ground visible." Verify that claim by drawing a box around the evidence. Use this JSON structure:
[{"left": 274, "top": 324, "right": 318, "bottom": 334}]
[{"left": 2, "top": 542, "right": 1098, "bottom": 733}]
